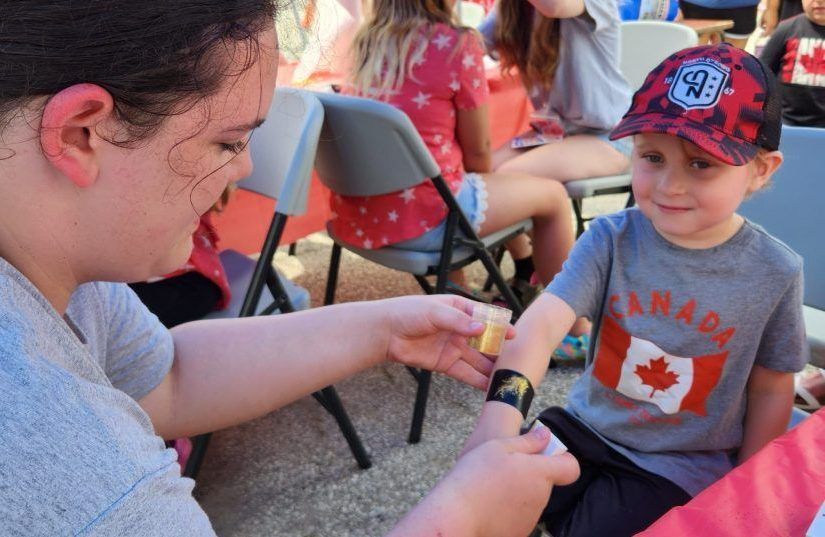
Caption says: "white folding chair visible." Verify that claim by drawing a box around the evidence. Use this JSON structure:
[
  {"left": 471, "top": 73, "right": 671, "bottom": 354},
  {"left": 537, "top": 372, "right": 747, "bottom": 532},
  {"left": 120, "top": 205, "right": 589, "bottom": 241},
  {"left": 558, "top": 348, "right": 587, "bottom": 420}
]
[
  {"left": 564, "top": 21, "right": 699, "bottom": 236},
  {"left": 185, "top": 89, "right": 371, "bottom": 480},
  {"left": 313, "top": 91, "right": 529, "bottom": 443}
]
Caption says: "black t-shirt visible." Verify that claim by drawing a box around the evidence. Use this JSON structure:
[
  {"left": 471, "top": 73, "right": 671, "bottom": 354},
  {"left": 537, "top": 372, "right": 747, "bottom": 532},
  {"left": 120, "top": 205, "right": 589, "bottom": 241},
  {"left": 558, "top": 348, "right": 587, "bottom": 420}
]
[{"left": 760, "top": 14, "right": 825, "bottom": 127}]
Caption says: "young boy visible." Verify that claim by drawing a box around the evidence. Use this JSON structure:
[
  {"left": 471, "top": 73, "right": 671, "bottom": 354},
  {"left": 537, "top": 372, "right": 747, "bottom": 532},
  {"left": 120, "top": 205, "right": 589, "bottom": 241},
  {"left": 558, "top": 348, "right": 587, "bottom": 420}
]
[
  {"left": 464, "top": 44, "right": 809, "bottom": 537},
  {"left": 759, "top": 0, "right": 825, "bottom": 127}
]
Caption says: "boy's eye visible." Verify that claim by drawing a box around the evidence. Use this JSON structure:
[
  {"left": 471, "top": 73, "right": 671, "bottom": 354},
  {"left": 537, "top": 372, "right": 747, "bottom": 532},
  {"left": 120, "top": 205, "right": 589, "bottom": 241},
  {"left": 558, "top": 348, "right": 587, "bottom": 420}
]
[
  {"left": 641, "top": 153, "right": 663, "bottom": 164},
  {"left": 690, "top": 159, "right": 711, "bottom": 169},
  {"left": 220, "top": 140, "right": 247, "bottom": 155}
]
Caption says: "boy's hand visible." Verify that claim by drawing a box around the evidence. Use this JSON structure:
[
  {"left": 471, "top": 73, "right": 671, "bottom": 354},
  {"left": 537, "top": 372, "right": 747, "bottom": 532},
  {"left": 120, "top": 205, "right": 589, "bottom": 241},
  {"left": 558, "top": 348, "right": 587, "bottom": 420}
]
[{"left": 382, "top": 295, "right": 515, "bottom": 390}]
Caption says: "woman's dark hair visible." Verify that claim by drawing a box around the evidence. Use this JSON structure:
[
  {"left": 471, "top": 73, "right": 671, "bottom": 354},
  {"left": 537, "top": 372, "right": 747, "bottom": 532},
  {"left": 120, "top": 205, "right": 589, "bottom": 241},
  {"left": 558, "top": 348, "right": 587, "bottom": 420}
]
[
  {"left": 0, "top": 1, "right": 279, "bottom": 143},
  {"left": 496, "top": 0, "right": 560, "bottom": 91}
]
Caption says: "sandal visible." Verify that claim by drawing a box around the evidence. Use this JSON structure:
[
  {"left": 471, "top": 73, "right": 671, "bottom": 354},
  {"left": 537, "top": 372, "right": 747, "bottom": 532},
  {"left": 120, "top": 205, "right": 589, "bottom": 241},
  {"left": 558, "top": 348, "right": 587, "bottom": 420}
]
[
  {"left": 492, "top": 276, "right": 543, "bottom": 309},
  {"left": 552, "top": 333, "right": 590, "bottom": 363},
  {"left": 794, "top": 368, "right": 825, "bottom": 411}
]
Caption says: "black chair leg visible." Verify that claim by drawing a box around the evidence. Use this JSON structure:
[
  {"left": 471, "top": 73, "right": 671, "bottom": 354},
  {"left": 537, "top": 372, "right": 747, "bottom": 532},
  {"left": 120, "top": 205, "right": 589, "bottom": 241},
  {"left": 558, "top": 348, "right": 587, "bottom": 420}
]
[
  {"left": 482, "top": 245, "right": 507, "bottom": 292},
  {"left": 184, "top": 433, "right": 211, "bottom": 479},
  {"left": 408, "top": 370, "right": 431, "bottom": 444},
  {"left": 316, "top": 386, "right": 372, "bottom": 469},
  {"left": 288, "top": 242, "right": 297, "bottom": 256},
  {"left": 572, "top": 199, "right": 586, "bottom": 237},
  {"left": 324, "top": 243, "right": 342, "bottom": 305}
]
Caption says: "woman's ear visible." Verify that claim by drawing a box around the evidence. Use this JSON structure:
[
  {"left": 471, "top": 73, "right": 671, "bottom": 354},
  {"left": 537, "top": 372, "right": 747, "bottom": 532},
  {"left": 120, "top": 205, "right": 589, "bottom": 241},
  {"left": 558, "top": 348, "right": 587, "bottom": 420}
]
[
  {"left": 749, "top": 150, "right": 784, "bottom": 192},
  {"left": 39, "top": 84, "right": 115, "bottom": 188}
]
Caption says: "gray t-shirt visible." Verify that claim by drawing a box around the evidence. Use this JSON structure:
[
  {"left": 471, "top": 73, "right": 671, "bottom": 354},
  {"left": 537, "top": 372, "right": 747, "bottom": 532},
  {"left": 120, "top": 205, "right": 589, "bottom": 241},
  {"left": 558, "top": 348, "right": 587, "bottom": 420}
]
[
  {"left": 480, "top": 0, "right": 632, "bottom": 134},
  {"left": 546, "top": 209, "right": 808, "bottom": 496},
  {"left": 0, "top": 258, "right": 215, "bottom": 535}
]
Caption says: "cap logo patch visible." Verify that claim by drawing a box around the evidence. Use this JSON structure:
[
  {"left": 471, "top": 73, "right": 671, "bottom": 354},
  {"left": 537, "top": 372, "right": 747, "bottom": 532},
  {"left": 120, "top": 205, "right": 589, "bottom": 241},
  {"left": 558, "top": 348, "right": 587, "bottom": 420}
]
[{"left": 667, "top": 59, "right": 729, "bottom": 110}]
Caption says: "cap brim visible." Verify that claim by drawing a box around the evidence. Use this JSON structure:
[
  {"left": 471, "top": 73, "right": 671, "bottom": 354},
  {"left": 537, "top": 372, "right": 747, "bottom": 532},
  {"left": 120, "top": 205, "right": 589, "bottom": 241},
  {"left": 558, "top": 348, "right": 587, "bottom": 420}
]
[{"left": 609, "top": 112, "right": 759, "bottom": 166}]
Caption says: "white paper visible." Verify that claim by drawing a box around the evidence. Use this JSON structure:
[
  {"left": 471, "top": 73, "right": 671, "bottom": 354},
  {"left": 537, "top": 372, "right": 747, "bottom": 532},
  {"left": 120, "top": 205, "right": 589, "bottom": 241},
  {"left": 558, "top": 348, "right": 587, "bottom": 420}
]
[{"left": 530, "top": 421, "right": 568, "bottom": 456}]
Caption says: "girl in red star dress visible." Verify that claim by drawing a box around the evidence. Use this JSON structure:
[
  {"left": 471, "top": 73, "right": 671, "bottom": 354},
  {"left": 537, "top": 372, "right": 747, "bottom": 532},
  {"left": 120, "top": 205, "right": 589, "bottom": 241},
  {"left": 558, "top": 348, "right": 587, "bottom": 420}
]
[{"left": 333, "top": 0, "right": 579, "bottom": 317}]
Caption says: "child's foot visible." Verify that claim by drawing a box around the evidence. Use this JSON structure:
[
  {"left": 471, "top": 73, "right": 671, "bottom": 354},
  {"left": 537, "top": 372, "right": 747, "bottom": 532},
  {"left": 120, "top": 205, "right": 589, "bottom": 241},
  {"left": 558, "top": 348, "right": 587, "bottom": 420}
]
[
  {"left": 551, "top": 334, "right": 590, "bottom": 365},
  {"left": 493, "top": 274, "right": 543, "bottom": 308},
  {"left": 794, "top": 368, "right": 825, "bottom": 411}
]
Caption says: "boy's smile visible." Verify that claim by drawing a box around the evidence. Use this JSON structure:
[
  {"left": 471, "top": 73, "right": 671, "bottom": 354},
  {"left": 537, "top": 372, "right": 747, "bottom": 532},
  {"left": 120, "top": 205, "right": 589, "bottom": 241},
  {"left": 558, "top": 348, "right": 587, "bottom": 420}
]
[{"left": 631, "top": 133, "right": 771, "bottom": 250}]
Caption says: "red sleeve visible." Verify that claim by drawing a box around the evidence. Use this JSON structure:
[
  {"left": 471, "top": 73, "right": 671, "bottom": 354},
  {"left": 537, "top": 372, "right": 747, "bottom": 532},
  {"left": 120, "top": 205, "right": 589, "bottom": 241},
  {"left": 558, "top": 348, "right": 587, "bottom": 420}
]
[{"left": 453, "top": 30, "right": 489, "bottom": 110}]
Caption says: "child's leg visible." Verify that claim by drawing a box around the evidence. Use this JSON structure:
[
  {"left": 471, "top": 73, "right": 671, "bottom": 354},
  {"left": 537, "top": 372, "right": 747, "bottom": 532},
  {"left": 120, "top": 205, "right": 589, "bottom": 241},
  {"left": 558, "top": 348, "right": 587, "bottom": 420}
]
[
  {"left": 479, "top": 173, "right": 590, "bottom": 334},
  {"left": 536, "top": 408, "right": 692, "bottom": 537},
  {"left": 492, "top": 134, "right": 630, "bottom": 184},
  {"left": 477, "top": 172, "right": 573, "bottom": 287}
]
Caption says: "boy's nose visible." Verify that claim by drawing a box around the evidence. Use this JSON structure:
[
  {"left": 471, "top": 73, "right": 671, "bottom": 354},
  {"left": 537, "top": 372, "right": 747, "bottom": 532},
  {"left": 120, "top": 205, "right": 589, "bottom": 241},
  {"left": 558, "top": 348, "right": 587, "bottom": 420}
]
[{"left": 656, "top": 170, "right": 688, "bottom": 195}]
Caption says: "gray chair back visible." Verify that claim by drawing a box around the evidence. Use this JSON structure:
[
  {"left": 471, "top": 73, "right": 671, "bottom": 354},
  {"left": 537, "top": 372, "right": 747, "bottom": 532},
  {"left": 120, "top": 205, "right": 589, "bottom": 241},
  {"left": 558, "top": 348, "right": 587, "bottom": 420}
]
[
  {"left": 313, "top": 91, "right": 440, "bottom": 197},
  {"left": 240, "top": 88, "right": 324, "bottom": 216},
  {"left": 739, "top": 126, "right": 825, "bottom": 310}
]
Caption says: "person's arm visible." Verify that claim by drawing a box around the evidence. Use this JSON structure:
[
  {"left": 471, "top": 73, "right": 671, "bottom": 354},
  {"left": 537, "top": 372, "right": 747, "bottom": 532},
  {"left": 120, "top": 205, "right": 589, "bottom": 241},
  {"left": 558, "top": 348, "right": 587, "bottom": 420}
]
[
  {"left": 390, "top": 428, "right": 580, "bottom": 537},
  {"left": 761, "top": 0, "right": 781, "bottom": 36},
  {"left": 528, "top": 0, "right": 586, "bottom": 19},
  {"left": 456, "top": 105, "right": 493, "bottom": 173},
  {"left": 139, "top": 295, "right": 500, "bottom": 439},
  {"left": 759, "top": 21, "right": 789, "bottom": 75},
  {"left": 738, "top": 364, "right": 794, "bottom": 463},
  {"left": 462, "top": 293, "right": 576, "bottom": 453}
]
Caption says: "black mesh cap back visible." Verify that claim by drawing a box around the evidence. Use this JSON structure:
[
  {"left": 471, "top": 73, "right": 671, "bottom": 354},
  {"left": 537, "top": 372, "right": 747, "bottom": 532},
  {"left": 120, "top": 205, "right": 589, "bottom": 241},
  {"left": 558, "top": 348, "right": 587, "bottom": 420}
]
[{"left": 754, "top": 55, "right": 783, "bottom": 151}]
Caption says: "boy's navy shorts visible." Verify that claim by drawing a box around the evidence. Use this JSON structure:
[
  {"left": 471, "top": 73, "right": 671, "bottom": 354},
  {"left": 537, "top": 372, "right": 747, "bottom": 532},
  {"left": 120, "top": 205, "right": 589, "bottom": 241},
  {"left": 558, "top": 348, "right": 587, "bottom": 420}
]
[{"left": 534, "top": 407, "right": 692, "bottom": 537}]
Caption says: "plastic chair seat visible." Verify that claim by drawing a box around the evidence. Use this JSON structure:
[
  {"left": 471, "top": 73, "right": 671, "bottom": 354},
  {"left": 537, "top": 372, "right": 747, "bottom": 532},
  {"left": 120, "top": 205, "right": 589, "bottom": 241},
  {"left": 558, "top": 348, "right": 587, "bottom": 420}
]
[
  {"left": 565, "top": 173, "right": 632, "bottom": 200},
  {"left": 326, "top": 219, "right": 532, "bottom": 276},
  {"left": 204, "top": 250, "right": 311, "bottom": 320}
]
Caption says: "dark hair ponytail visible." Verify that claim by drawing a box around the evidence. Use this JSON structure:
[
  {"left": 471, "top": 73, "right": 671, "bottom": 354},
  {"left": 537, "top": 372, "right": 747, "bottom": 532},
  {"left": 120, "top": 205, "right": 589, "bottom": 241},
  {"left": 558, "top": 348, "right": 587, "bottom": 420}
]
[{"left": 0, "top": 1, "right": 278, "bottom": 142}]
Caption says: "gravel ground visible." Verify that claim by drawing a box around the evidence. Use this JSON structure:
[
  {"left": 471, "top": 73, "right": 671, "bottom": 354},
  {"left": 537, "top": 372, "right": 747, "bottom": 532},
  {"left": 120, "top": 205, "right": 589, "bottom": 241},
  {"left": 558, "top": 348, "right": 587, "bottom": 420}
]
[{"left": 195, "top": 195, "right": 628, "bottom": 536}]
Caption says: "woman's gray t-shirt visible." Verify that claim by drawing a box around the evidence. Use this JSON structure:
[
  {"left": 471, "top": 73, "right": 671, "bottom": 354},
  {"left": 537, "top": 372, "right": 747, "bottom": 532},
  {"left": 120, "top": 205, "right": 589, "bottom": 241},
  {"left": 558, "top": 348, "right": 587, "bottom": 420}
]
[
  {"left": 546, "top": 209, "right": 808, "bottom": 495},
  {"left": 480, "top": 0, "right": 632, "bottom": 134},
  {"left": 0, "top": 258, "right": 215, "bottom": 535}
]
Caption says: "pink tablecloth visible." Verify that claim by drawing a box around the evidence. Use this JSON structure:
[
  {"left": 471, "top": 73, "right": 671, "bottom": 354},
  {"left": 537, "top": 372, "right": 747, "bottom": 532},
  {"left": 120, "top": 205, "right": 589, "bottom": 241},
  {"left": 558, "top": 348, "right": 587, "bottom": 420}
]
[
  {"left": 639, "top": 409, "right": 825, "bottom": 537},
  {"left": 213, "top": 67, "right": 532, "bottom": 254}
]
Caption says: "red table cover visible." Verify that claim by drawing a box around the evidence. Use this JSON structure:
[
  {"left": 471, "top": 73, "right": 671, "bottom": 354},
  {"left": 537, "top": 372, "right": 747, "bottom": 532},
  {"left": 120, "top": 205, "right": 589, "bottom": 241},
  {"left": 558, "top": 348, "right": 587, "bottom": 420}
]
[{"left": 639, "top": 409, "right": 825, "bottom": 537}]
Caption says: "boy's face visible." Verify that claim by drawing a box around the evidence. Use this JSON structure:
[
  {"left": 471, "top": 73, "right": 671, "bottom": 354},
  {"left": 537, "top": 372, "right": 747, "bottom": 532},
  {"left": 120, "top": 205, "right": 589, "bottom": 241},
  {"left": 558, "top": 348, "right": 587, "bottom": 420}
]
[
  {"left": 802, "top": 0, "right": 825, "bottom": 26},
  {"left": 631, "top": 133, "right": 768, "bottom": 249}
]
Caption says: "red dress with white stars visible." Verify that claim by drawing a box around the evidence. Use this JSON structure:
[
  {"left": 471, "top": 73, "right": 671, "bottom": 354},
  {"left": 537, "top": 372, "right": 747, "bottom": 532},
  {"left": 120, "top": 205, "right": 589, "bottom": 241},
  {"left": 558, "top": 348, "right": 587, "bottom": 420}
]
[
  {"left": 330, "top": 23, "right": 489, "bottom": 249},
  {"left": 161, "top": 213, "right": 231, "bottom": 309}
]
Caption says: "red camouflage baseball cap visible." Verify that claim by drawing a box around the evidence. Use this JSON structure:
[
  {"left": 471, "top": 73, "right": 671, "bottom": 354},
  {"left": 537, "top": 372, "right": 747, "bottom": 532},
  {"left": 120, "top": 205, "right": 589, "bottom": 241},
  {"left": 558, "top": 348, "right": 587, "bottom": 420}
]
[{"left": 609, "top": 43, "right": 782, "bottom": 165}]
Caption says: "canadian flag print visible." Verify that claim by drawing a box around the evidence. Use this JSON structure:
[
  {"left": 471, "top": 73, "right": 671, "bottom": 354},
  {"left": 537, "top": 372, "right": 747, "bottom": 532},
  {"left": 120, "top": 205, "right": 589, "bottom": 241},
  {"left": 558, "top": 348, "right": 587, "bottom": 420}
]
[
  {"left": 593, "top": 315, "right": 727, "bottom": 416},
  {"left": 785, "top": 37, "right": 825, "bottom": 87}
]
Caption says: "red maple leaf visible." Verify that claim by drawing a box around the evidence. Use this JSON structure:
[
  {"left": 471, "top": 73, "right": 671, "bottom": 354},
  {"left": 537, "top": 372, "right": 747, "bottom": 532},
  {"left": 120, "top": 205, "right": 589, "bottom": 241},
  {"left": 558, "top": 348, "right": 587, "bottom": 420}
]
[
  {"left": 635, "top": 356, "right": 680, "bottom": 398},
  {"left": 799, "top": 46, "right": 825, "bottom": 76}
]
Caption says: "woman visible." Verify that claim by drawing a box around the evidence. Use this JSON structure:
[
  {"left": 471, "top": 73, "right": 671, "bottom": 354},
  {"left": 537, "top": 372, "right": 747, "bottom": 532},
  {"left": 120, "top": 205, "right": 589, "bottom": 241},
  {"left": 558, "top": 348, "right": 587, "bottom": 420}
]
[
  {"left": 0, "top": 1, "right": 578, "bottom": 535},
  {"left": 482, "top": 0, "right": 632, "bottom": 178}
]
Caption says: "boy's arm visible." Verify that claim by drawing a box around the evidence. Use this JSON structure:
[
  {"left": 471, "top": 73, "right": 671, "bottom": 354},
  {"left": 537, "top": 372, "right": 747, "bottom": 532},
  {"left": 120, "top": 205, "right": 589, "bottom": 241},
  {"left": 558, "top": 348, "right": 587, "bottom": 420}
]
[
  {"left": 463, "top": 293, "right": 576, "bottom": 453},
  {"left": 739, "top": 364, "right": 794, "bottom": 463}
]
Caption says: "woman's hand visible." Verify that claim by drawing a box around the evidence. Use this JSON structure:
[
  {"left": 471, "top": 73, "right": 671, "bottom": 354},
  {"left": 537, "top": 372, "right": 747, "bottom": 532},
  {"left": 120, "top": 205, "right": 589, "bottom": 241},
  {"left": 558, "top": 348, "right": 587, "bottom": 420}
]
[
  {"left": 382, "top": 295, "right": 515, "bottom": 390},
  {"left": 389, "top": 427, "right": 581, "bottom": 537}
]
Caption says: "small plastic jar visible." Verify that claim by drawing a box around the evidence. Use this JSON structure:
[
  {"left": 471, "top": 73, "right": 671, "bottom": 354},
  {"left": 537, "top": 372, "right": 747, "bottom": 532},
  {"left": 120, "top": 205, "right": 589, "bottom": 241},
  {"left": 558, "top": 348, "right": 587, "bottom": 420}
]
[{"left": 468, "top": 303, "right": 512, "bottom": 356}]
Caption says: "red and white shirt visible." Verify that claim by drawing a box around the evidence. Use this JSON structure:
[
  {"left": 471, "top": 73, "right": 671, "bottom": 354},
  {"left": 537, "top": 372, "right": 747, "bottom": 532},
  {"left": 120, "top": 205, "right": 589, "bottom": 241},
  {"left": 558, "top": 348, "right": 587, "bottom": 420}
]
[
  {"left": 164, "top": 213, "right": 231, "bottom": 309},
  {"left": 330, "top": 24, "right": 489, "bottom": 249}
]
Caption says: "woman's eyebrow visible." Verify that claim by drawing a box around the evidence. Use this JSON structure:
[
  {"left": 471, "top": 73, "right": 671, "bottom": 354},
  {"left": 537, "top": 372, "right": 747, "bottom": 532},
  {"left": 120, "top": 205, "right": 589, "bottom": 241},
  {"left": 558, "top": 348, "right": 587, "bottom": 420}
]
[{"left": 223, "top": 117, "right": 266, "bottom": 134}]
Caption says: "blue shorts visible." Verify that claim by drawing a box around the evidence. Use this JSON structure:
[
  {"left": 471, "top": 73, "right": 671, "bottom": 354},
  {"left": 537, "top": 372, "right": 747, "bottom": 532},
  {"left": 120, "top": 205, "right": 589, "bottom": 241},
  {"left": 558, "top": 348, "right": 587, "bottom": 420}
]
[
  {"left": 597, "top": 132, "right": 634, "bottom": 159},
  {"left": 393, "top": 173, "right": 489, "bottom": 252}
]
